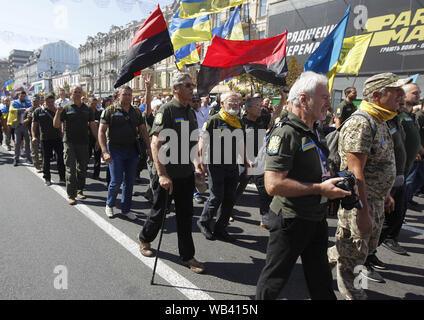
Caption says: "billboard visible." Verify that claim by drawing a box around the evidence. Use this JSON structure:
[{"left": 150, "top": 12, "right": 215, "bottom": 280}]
[{"left": 268, "top": 0, "right": 424, "bottom": 75}]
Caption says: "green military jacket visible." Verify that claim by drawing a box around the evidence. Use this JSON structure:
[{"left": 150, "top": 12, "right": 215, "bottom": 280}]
[{"left": 265, "top": 111, "right": 329, "bottom": 222}]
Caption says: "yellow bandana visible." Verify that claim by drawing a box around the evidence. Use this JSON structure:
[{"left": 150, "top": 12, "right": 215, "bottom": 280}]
[
  {"left": 218, "top": 108, "right": 242, "bottom": 129},
  {"left": 359, "top": 100, "right": 397, "bottom": 122}
]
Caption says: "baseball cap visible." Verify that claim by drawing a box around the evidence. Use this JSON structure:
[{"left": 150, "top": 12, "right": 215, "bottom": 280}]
[{"left": 363, "top": 72, "right": 412, "bottom": 96}]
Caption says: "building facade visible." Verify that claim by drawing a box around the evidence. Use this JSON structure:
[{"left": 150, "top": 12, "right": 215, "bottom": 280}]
[
  {"left": 13, "top": 41, "right": 79, "bottom": 93},
  {"left": 0, "top": 59, "right": 9, "bottom": 89},
  {"left": 8, "top": 49, "right": 33, "bottom": 82}
]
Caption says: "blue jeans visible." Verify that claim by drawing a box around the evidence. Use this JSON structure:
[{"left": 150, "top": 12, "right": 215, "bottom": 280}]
[
  {"left": 106, "top": 146, "right": 139, "bottom": 213},
  {"left": 405, "top": 161, "right": 424, "bottom": 202}
]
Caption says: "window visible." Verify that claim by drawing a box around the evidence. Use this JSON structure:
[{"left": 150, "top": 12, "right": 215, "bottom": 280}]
[
  {"left": 216, "top": 13, "right": 221, "bottom": 27},
  {"left": 242, "top": 3, "right": 250, "bottom": 22},
  {"left": 259, "top": 0, "right": 267, "bottom": 17},
  {"left": 258, "top": 31, "right": 265, "bottom": 39}
]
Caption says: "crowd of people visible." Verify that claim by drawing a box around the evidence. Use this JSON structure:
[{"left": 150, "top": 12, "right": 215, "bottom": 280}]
[{"left": 0, "top": 70, "right": 422, "bottom": 300}]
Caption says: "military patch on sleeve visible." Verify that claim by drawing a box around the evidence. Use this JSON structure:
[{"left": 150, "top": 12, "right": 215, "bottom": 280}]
[
  {"left": 154, "top": 113, "right": 163, "bottom": 125},
  {"left": 266, "top": 136, "right": 282, "bottom": 155}
]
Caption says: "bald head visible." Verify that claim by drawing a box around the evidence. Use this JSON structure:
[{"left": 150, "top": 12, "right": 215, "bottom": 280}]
[{"left": 403, "top": 83, "right": 421, "bottom": 107}]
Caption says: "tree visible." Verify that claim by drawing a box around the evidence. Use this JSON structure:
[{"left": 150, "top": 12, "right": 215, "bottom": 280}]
[
  {"left": 63, "top": 81, "right": 70, "bottom": 95},
  {"left": 285, "top": 56, "right": 303, "bottom": 89}
]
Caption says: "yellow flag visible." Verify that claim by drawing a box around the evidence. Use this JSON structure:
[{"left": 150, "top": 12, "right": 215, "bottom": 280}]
[
  {"left": 179, "top": 0, "right": 247, "bottom": 19},
  {"left": 327, "top": 33, "right": 372, "bottom": 92}
]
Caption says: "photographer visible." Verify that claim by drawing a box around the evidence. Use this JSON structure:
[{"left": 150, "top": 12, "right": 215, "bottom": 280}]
[
  {"left": 328, "top": 73, "right": 411, "bottom": 300},
  {"left": 255, "top": 72, "right": 350, "bottom": 300}
]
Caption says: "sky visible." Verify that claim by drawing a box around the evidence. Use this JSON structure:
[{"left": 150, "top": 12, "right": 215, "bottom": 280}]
[{"left": 0, "top": 0, "right": 175, "bottom": 59}]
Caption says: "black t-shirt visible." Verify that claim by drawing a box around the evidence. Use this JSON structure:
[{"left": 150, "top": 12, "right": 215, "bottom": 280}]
[
  {"left": 100, "top": 104, "right": 144, "bottom": 150},
  {"left": 202, "top": 113, "right": 244, "bottom": 168},
  {"left": 336, "top": 100, "right": 356, "bottom": 123},
  {"left": 60, "top": 103, "right": 94, "bottom": 145},
  {"left": 241, "top": 114, "right": 269, "bottom": 159},
  {"left": 151, "top": 99, "right": 198, "bottom": 179},
  {"left": 33, "top": 107, "right": 62, "bottom": 141}
]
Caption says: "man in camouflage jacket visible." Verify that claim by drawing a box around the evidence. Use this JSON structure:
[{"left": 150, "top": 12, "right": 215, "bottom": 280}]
[{"left": 328, "top": 73, "right": 412, "bottom": 300}]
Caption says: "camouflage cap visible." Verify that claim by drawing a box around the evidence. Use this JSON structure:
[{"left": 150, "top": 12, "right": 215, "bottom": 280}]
[{"left": 363, "top": 72, "right": 412, "bottom": 96}]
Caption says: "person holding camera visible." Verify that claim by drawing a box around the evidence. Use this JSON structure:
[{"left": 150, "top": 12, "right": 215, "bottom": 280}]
[
  {"left": 255, "top": 72, "right": 351, "bottom": 300},
  {"left": 328, "top": 73, "right": 411, "bottom": 300}
]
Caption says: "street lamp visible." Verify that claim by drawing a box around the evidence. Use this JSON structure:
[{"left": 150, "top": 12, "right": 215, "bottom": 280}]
[{"left": 98, "top": 49, "right": 102, "bottom": 99}]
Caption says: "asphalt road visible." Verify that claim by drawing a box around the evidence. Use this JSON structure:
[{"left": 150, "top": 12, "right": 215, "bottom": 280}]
[{"left": 1, "top": 145, "right": 423, "bottom": 301}]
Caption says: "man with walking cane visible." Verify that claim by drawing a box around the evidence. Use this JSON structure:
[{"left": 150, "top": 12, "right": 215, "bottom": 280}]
[{"left": 137, "top": 72, "right": 206, "bottom": 274}]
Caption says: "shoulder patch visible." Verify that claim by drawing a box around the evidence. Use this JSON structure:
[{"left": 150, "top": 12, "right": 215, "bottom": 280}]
[
  {"left": 154, "top": 113, "right": 163, "bottom": 125},
  {"left": 267, "top": 136, "right": 282, "bottom": 155}
]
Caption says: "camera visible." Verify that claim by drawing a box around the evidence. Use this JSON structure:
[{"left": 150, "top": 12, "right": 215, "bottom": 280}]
[{"left": 334, "top": 170, "right": 363, "bottom": 210}]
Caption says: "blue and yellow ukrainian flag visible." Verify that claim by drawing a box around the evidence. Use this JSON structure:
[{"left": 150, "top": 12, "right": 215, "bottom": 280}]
[
  {"left": 212, "top": 6, "right": 244, "bottom": 40},
  {"left": 179, "top": 0, "right": 247, "bottom": 19},
  {"left": 169, "top": 11, "right": 212, "bottom": 69},
  {"left": 304, "top": 6, "right": 350, "bottom": 76},
  {"left": 3, "top": 79, "right": 13, "bottom": 92}
]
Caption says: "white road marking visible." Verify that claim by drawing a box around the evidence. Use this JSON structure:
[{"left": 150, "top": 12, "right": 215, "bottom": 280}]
[
  {"left": 402, "top": 225, "right": 424, "bottom": 235},
  {"left": 2, "top": 147, "right": 213, "bottom": 300}
]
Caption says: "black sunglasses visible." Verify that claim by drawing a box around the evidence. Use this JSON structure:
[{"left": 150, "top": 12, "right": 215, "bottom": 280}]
[{"left": 183, "top": 83, "right": 195, "bottom": 88}]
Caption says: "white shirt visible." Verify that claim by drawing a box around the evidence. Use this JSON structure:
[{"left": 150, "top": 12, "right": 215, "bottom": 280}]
[
  {"left": 196, "top": 104, "right": 210, "bottom": 130},
  {"left": 55, "top": 98, "right": 71, "bottom": 108}
]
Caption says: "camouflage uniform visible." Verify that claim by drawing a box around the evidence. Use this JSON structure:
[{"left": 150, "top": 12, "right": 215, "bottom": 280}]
[{"left": 328, "top": 113, "right": 396, "bottom": 300}]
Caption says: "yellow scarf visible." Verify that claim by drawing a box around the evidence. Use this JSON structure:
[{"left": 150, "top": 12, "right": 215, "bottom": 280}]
[
  {"left": 359, "top": 100, "right": 397, "bottom": 122},
  {"left": 218, "top": 108, "right": 242, "bottom": 129}
]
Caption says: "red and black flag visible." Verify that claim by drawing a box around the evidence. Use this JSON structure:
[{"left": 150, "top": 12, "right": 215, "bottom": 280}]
[
  {"left": 197, "top": 32, "right": 288, "bottom": 96},
  {"left": 114, "top": 5, "right": 174, "bottom": 88}
]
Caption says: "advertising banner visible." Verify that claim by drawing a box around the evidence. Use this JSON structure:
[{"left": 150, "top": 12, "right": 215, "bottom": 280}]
[{"left": 268, "top": 0, "right": 424, "bottom": 75}]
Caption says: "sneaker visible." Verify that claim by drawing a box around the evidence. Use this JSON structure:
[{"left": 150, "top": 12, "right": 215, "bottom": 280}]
[
  {"left": 105, "top": 205, "right": 114, "bottom": 218},
  {"left": 68, "top": 198, "right": 76, "bottom": 205},
  {"left": 361, "top": 265, "right": 385, "bottom": 283},
  {"left": 180, "top": 258, "right": 205, "bottom": 274},
  {"left": 45, "top": 180, "right": 52, "bottom": 186},
  {"left": 213, "top": 230, "right": 236, "bottom": 243},
  {"left": 122, "top": 211, "right": 137, "bottom": 221},
  {"left": 137, "top": 238, "right": 154, "bottom": 257},
  {"left": 366, "top": 254, "right": 387, "bottom": 270},
  {"left": 194, "top": 196, "right": 205, "bottom": 204},
  {"left": 382, "top": 239, "right": 407, "bottom": 255},
  {"left": 76, "top": 192, "right": 86, "bottom": 200},
  {"left": 197, "top": 220, "right": 214, "bottom": 240}
]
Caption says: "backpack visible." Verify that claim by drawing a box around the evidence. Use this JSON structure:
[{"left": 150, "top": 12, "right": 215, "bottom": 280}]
[{"left": 326, "top": 110, "right": 377, "bottom": 173}]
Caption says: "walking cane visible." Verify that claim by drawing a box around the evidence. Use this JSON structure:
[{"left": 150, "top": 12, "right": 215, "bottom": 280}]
[{"left": 150, "top": 188, "right": 169, "bottom": 285}]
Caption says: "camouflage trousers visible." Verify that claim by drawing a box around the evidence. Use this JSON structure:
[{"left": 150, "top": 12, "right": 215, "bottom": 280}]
[{"left": 328, "top": 198, "right": 385, "bottom": 300}]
